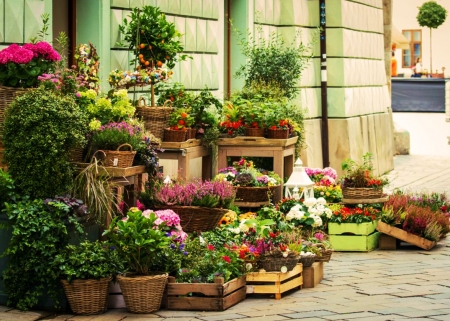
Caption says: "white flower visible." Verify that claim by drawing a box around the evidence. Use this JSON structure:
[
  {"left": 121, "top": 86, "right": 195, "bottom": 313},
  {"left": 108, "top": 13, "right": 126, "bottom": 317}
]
[
  {"left": 230, "top": 227, "right": 241, "bottom": 234},
  {"left": 163, "top": 175, "right": 172, "bottom": 185},
  {"left": 294, "top": 210, "right": 305, "bottom": 220},
  {"left": 303, "top": 198, "right": 316, "bottom": 207},
  {"left": 317, "top": 197, "right": 327, "bottom": 205},
  {"left": 246, "top": 263, "right": 253, "bottom": 271},
  {"left": 308, "top": 207, "right": 318, "bottom": 215},
  {"left": 268, "top": 177, "right": 277, "bottom": 184},
  {"left": 227, "top": 172, "right": 235, "bottom": 177},
  {"left": 312, "top": 215, "right": 323, "bottom": 227},
  {"left": 239, "top": 223, "right": 249, "bottom": 233},
  {"left": 283, "top": 252, "right": 288, "bottom": 257},
  {"left": 199, "top": 236, "right": 206, "bottom": 245},
  {"left": 286, "top": 212, "right": 295, "bottom": 221},
  {"left": 325, "top": 208, "right": 332, "bottom": 218}
]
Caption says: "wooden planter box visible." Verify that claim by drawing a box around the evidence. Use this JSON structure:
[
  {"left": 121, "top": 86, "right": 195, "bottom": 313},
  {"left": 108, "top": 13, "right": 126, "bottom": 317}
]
[
  {"left": 107, "top": 281, "right": 125, "bottom": 309},
  {"left": 165, "top": 276, "right": 246, "bottom": 311},
  {"left": 246, "top": 264, "right": 303, "bottom": 300},
  {"left": 328, "top": 221, "right": 378, "bottom": 236},
  {"left": 376, "top": 221, "right": 436, "bottom": 250},
  {"left": 329, "top": 232, "right": 381, "bottom": 252},
  {"left": 303, "top": 262, "right": 324, "bottom": 288}
]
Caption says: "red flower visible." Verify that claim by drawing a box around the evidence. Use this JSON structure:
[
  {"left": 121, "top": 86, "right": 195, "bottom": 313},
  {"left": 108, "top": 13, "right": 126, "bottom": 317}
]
[
  {"left": 441, "top": 205, "right": 448, "bottom": 212},
  {"left": 222, "top": 255, "right": 231, "bottom": 263},
  {"left": 239, "top": 251, "right": 246, "bottom": 259},
  {"left": 207, "top": 244, "right": 215, "bottom": 251},
  {"left": 269, "top": 232, "right": 276, "bottom": 238},
  {"left": 279, "top": 244, "right": 287, "bottom": 251}
]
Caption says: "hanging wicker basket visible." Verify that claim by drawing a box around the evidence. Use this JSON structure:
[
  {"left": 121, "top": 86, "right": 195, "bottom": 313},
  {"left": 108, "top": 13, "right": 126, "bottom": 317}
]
[
  {"left": 244, "top": 127, "right": 265, "bottom": 137},
  {"left": 135, "top": 97, "right": 173, "bottom": 141},
  {"left": 154, "top": 206, "right": 228, "bottom": 233},
  {"left": 267, "top": 128, "right": 289, "bottom": 139},
  {"left": 101, "top": 143, "right": 136, "bottom": 168},
  {"left": 61, "top": 276, "right": 111, "bottom": 315},
  {"left": 0, "top": 85, "right": 27, "bottom": 147},
  {"left": 342, "top": 187, "right": 383, "bottom": 199},
  {"left": 117, "top": 273, "right": 168, "bottom": 314},
  {"left": 234, "top": 185, "right": 279, "bottom": 203},
  {"left": 164, "top": 128, "right": 187, "bottom": 142}
]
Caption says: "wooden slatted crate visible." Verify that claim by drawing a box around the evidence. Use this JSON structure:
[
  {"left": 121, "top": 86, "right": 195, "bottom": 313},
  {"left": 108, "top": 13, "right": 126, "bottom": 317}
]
[{"left": 246, "top": 264, "right": 303, "bottom": 299}]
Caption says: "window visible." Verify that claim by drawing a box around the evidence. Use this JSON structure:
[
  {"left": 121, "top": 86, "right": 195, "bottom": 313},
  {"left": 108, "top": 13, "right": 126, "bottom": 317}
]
[{"left": 402, "top": 30, "right": 422, "bottom": 68}]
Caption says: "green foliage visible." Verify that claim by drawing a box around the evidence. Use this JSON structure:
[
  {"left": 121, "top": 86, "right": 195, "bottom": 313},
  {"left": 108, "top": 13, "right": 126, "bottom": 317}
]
[
  {"left": 87, "top": 89, "right": 135, "bottom": 124},
  {"left": 155, "top": 82, "right": 194, "bottom": 108},
  {"left": 3, "top": 87, "right": 89, "bottom": 199},
  {"left": 52, "top": 241, "right": 125, "bottom": 282},
  {"left": 417, "top": 1, "right": 447, "bottom": 29},
  {"left": 0, "top": 169, "right": 17, "bottom": 211},
  {"left": 29, "top": 13, "right": 50, "bottom": 43},
  {"left": 0, "top": 199, "right": 84, "bottom": 311},
  {"left": 234, "top": 23, "right": 317, "bottom": 100},
  {"left": 340, "top": 153, "right": 389, "bottom": 189},
  {"left": 103, "top": 210, "right": 172, "bottom": 275},
  {"left": 118, "top": 6, "right": 189, "bottom": 69}
]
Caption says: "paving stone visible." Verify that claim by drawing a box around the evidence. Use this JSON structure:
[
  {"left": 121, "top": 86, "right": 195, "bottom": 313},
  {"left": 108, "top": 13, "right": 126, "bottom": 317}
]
[
  {"left": 281, "top": 310, "right": 336, "bottom": 319},
  {"left": 197, "top": 313, "right": 247, "bottom": 321},
  {"left": 320, "top": 311, "right": 382, "bottom": 320}
]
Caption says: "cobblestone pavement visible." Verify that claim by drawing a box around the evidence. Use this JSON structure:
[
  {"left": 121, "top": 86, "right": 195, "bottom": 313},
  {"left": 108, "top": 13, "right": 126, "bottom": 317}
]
[{"left": 1, "top": 154, "right": 450, "bottom": 321}]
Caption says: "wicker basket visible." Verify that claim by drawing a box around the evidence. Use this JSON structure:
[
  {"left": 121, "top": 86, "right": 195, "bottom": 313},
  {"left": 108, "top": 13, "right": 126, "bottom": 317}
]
[
  {"left": 314, "top": 244, "right": 333, "bottom": 263},
  {"left": 164, "top": 128, "right": 186, "bottom": 142},
  {"left": 117, "top": 273, "right": 168, "bottom": 314},
  {"left": 234, "top": 185, "right": 279, "bottom": 203},
  {"left": 342, "top": 187, "right": 383, "bottom": 199},
  {"left": 102, "top": 143, "right": 136, "bottom": 168},
  {"left": 299, "top": 255, "right": 317, "bottom": 268},
  {"left": 244, "top": 127, "right": 265, "bottom": 137},
  {"left": 154, "top": 206, "right": 228, "bottom": 233},
  {"left": 135, "top": 97, "right": 173, "bottom": 140},
  {"left": 61, "top": 276, "right": 111, "bottom": 315},
  {"left": 267, "top": 129, "right": 289, "bottom": 139},
  {"left": 187, "top": 127, "right": 197, "bottom": 140},
  {"left": 0, "top": 86, "right": 27, "bottom": 147},
  {"left": 259, "top": 251, "right": 299, "bottom": 272},
  {"left": 69, "top": 147, "right": 85, "bottom": 162}
]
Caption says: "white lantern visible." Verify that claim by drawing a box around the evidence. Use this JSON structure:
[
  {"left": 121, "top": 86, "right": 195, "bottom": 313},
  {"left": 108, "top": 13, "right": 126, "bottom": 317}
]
[{"left": 284, "top": 158, "right": 315, "bottom": 200}]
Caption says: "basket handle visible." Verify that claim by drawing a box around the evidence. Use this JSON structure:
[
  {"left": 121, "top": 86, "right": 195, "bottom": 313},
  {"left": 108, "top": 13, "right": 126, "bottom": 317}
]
[
  {"left": 91, "top": 150, "right": 106, "bottom": 164},
  {"left": 163, "top": 99, "right": 173, "bottom": 107},
  {"left": 137, "top": 96, "right": 147, "bottom": 107},
  {"left": 117, "top": 143, "right": 133, "bottom": 151}
]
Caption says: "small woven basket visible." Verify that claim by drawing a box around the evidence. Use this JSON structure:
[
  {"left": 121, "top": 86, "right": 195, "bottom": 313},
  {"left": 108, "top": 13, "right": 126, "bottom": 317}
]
[
  {"left": 187, "top": 127, "right": 197, "bottom": 140},
  {"left": 154, "top": 206, "right": 228, "bottom": 233},
  {"left": 314, "top": 244, "right": 333, "bottom": 263},
  {"left": 299, "top": 255, "right": 317, "bottom": 268},
  {"left": 135, "top": 97, "right": 173, "bottom": 140},
  {"left": 102, "top": 143, "right": 136, "bottom": 168},
  {"left": 117, "top": 273, "right": 168, "bottom": 314},
  {"left": 342, "top": 187, "right": 383, "bottom": 199},
  {"left": 69, "top": 147, "right": 85, "bottom": 163},
  {"left": 164, "top": 128, "right": 187, "bottom": 142},
  {"left": 259, "top": 251, "right": 299, "bottom": 272},
  {"left": 244, "top": 127, "right": 265, "bottom": 137},
  {"left": 0, "top": 86, "right": 27, "bottom": 147},
  {"left": 267, "top": 129, "right": 289, "bottom": 139},
  {"left": 61, "top": 276, "right": 111, "bottom": 315},
  {"left": 234, "top": 185, "right": 279, "bottom": 203}
]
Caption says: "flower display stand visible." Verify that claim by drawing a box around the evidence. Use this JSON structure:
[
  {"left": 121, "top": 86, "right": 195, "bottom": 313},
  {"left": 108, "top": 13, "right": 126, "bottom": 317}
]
[
  {"left": 376, "top": 221, "right": 436, "bottom": 250},
  {"left": 158, "top": 144, "right": 211, "bottom": 180},
  {"left": 165, "top": 276, "right": 247, "bottom": 311},
  {"left": 328, "top": 222, "right": 380, "bottom": 252},
  {"left": 246, "top": 263, "right": 303, "bottom": 300},
  {"left": 217, "top": 136, "right": 297, "bottom": 203},
  {"left": 302, "top": 262, "right": 324, "bottom": 288}
]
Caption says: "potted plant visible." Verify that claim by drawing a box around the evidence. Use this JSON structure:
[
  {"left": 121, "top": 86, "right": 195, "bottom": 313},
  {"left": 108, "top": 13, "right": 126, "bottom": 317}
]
[
  {"left": 305, "top": 166, "right": 343, "bottom": 203},
  {"left": 215, "top": 158, "right": 281, "bottom": 203},
  {"left": 102, "top": 209, "right": 173, "bottom": 313},
  {"left": 340, "top": 153, "right": 389, "bottom": 200},
  {"left": 164, "top": 108, "right": 193, "bottom": 142},
  {"left": 52, "top": 240, "right": 125, "bottom": 315}
]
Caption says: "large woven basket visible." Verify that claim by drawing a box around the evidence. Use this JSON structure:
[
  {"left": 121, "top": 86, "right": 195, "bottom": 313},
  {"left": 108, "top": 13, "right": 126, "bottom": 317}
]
[
  {"left": 267, "top": 128, "right": 289, "bottom": 139},
  {"left": 117, "top": 273, "right": 168, "bottom": 314},
  {"left": 299, "top": 255, "right": 316, "bottom": 268},
  {"left": 314, "top": 244, "right": 333, "bottom": 263},
  {"left": 244, "top": 127, "right": 264, "bottom": 137},
  {"left": 135, "top": 97, "right": 173, "bottom": 140},
  {"left": 0, "top": 85, "right": 27, "bottom": 147},
  {"left": 164, "top": 128, "right": 186, "bottom": 142},
  {"left": 234, "top": 185, "right": 279, "bottom": 203},
  {"left": 259, "top": 252, "right": 299, "bottom": 272},
  {"left": 154, "top": 206, "right": 228, "bottom": 233},
  {"left": 101, "top": 143, "right": 136, "bottom": 168},
  {"left": 342, "top": 187, "right": 383, "bottom": 199},
  {"left": 61, "top": 276, "right": 111, "bottom": 315}
]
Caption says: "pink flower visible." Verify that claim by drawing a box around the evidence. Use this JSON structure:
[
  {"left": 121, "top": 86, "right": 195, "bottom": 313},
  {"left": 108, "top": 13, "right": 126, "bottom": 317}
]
[
  {"left": 314, "top": 232, "right": 324, "bottom": 241},
  {"left": 136, "top": 199, "right": 145, "bottom": 211},
  {"left": 11, "top": 48, "right": 34, "bottom": 64},
  {"left": 222, "top": 256, "right": 231, "bottom": 263}
]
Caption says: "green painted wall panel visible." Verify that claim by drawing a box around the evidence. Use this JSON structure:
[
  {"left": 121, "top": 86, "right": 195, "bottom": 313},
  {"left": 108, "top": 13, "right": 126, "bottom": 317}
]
[
  {"left": 5, "top": 0, "right": 24, "bottom": 43},
  {"left": 24, "top": 1, "right": 45, "bottom": 42},
  {"left": 112, "top": 0, "right": 129, "bottom": 8}
]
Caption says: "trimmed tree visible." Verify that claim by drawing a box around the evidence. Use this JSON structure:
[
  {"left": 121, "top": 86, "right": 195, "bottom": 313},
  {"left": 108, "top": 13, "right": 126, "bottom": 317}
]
[{"left": 416, "top": 0, "right": 447, "bottom": 74}]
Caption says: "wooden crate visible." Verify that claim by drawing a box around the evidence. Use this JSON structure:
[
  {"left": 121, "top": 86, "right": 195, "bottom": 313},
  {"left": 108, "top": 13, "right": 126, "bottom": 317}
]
[
  {"left": 246, "top": 264, "right": 303, "bottom": 299},
  {"left": 303, "top": 262, "right": 324, "bottom": 288},
  {"left": 165, "top": 276, "right": 246, "bottom": 311},
  {"left": 329, "top": 232, "right": 380, "bottom": 252},
  {"left": 328, "top": 221, "right": 378, "bottom": 236},
  {"left": 377, "top": 221, "right": 436, "bottom": 250},
  {"left": 379, "top": 234, "right": 399, "bottom": 250}
]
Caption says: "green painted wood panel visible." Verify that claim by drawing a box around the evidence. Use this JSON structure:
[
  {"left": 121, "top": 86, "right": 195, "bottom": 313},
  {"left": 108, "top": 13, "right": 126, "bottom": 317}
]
[{"left": 5, "top": 0, "right": 24, "bottom": 43}]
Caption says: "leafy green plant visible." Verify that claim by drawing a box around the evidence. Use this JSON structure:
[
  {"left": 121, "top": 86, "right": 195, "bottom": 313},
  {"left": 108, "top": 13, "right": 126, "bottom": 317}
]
[
  {"left": 154, "top": 82, "right": 194, "bottom": 108},
  {"left": 0, "top": 169, "right": 17, "bottom": 210},
  {"left": 340, "top": 153, "right": 389, "bottom": 190},
  {"left": 0, "top": 199, "right": 84, "bottom": 310},
  {"left": 103, "top": 209, "right": 172, "bottom": 275},
  {"left": 52, "top": 240, "right": 125, "bottom": 282},
  {"left": 3, "top": 87, "right": 89, "bottom": 199},
  {"left": 90, "top": 121, "right": 143, "bottom": 151}
]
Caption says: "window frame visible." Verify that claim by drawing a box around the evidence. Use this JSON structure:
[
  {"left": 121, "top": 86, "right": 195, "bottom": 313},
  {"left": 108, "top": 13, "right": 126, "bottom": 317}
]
[{"left": 402, "top": 29, "right": 422, "bottom": 68}]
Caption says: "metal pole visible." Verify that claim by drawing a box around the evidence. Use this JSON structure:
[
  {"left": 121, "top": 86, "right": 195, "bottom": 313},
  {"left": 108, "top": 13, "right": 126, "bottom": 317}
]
[{"left": 319, "top": 0, "right": 329, "bottom": 167}]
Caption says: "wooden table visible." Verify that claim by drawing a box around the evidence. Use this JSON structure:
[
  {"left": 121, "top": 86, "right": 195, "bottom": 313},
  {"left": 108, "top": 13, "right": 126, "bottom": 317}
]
[
  {"left": 159, "top": 143, "right": 212, "bottom": 180},
  {"left": 217, "top": 136, "right": 298, "bottom": 203}
]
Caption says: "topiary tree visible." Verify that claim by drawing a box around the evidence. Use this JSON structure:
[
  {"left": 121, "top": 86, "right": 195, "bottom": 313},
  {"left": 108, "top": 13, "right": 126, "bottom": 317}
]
[
  {"left": 417, "top": 0, "right": 447, "bottom": 74},
  {"left": 3, "top": 87, "right": 89, "bottom": 199}
]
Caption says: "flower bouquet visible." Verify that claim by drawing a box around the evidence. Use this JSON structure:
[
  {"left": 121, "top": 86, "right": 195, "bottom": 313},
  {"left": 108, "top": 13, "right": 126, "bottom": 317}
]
[
  {"left": 215, "top": 158, "right": 281, "bottom": 203},
  {"left": 340, "top": 153, "right": 389, "bottom": 199},
  {"left": 305, "top": 166, "right": 343, "bottom": 203}
]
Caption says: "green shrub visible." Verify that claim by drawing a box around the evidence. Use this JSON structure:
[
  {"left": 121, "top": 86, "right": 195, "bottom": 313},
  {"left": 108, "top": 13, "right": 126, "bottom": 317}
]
[{"left": 3, "top": 87, "right": 89, "bottom": 199}]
